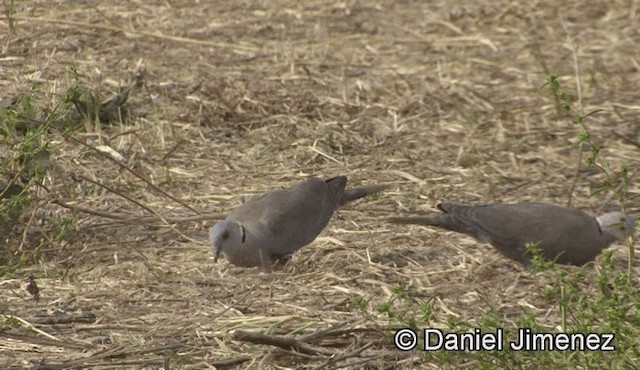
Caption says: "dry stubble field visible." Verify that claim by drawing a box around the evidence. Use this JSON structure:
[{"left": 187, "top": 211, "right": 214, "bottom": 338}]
[{"left": 1, "top": 0, "right": 640, "bottom": 369}]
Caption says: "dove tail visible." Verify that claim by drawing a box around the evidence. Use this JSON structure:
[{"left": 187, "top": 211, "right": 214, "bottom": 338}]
[
  {"left": 437, "top": 203, "right": 466, "bottom": 213},
  {"left": 389, "top": 212, "right": 476, "bottom": 237},
  {"left": 388, "top": 214, "right": 449, "bottom": 226},
  {"left": 390, "top": 210, "right": 491, "bottom": 246},
  {"left": 339, "top": 184, "right": 388, "bottom": 206}
]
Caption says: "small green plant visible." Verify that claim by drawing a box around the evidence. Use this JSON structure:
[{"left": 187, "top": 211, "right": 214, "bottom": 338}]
[
  {"left": 350, "top": 294, "right": 370, "bottom": 311},
  {"left": 69, "top": 67, "right": 142, "bottom": 129},
  {"left": 1, "top": 88, "right": 51, "bottom": 233},
  {"left": 543, "top": 72, "right": 635, "bottom": 279},
  {"left": 525, "top": 242, "right": 556, "bottom": 272},
  {"left": 375, "top": 285, "right": 435, "bottom": 331},
  {"left": 0, "top": 315, "right": 23, "bottom": 332},
  {"left": 0, "top": 76, "right": 86, "bottom": 275},
  {"left": 542, "top": 73, "right": 572, "bottom": 118},
  {"left": 321, "top": 132, "right": 336, "bottom": 150},
  {"left": 542, "top": 73, "right": 632, "bottom": 203},
  {"left": 536, "top": 72, "right": 639, "bottom": 368}
]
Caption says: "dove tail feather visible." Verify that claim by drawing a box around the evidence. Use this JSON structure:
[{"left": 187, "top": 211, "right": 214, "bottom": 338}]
[
  {"left": 389, "top": 213, "right": 485, "bottom": 240},
  {"left": 339, "top": 184, "right": 388, "bottom": 206},
  {"left": 437, "top": 203, "right": 465, "bottom": 214},
  {"left": 325, "top": 176, "right": 348, "bottom": 186},
  {"left": 388, "top": 214, "right": 454, "bottom": 227}
]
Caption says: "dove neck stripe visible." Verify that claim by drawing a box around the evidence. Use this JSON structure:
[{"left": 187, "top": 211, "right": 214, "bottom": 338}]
[
  {"left": 240, "top": 224, "right": 247, "bottom": 243},
  {"left": 595, "top": 217, "right": 605, "bottom": 231}
]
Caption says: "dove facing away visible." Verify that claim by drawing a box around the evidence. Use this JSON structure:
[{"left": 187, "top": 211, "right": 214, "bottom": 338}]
[
  {"left": 390, "top": 202, "right": 635, "bottom": 266},
  {"left": 210, "top": 176, "right": 386, "bottom": 269}
]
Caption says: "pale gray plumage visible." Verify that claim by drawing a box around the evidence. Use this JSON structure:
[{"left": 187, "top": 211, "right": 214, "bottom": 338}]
[
  {"left": 390, "top": 202, "right": 635, "bottom": 266},
  {"left": 210, "top": 176, "right": 386, "bottom": 269}
]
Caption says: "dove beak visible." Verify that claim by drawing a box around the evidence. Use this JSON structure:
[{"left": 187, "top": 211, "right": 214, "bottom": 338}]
[{"left": 214, "top": 244, "right": 222, "bottom": 262}]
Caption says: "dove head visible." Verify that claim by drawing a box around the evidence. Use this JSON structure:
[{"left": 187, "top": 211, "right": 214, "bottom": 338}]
[
  {"left": 596, "top": 211, "right": 636, "bottom": 240},
  {"left": 209, "top": 219, "right": 247, "bottom": 262}
]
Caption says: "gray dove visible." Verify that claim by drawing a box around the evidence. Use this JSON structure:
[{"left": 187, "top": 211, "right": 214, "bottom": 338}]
[
  {"left": 390, "top": 202, "right": 635, "bottom": 266},
  {"left": 210, "top": 176, "right": 386, "bottom": 269}
]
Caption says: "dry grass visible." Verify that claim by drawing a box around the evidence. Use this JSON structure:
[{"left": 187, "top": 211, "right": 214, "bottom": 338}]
[{"left": 1, "top": 0, "right": 639, "bottom": 369}]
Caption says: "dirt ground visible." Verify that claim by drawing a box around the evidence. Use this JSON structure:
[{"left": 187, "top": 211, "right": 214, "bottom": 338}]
[{"left": 1, "top": 0, "right": 640, "bottom": 369}]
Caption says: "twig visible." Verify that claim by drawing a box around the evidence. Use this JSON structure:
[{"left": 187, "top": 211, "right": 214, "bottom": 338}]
[
  {"left": 76, "top": 174, "right": 158, "bottom": 217},
  {"left": 567, "top": 146, "right": 583, "bottom": 208},
  {"left": 232, "top": 330, "right": 336, "bottom": 356},
  {"left": 107, "top": 128, "right": 142, "bottom": 142},
  {"left": 90, "top": 213, "right": 223, "bottom": 227},
  {"left": 314, "top": 342, "right": 375, "bottom": 370},
  {"left": 309, "top": 140, "right": 342, "bottom": 164},
  {"left": 169, "top": 286, "right": 258, "bottom": 339},
  {"left": 1, "top": 315, "right": 59, "bottom": 341},
  {"left": 333, "top": 353, "right": 398, "bottom": 369},
  {"left": 209, "top": 355, "right": 252, "bottom": 368},
  {"left": 30, "top": 312, "right": 97, "bottom": 325},
  {"left": 0, "top": 332, "right": 90, "bottom": 350},
  {"left": 298, "top": 321, "right": 348, "bottom": 342},
  {"left": 60, "top": 132, "right": 200, "bottom": 214},
  {"left": 559, "top": 17, "right": 584, "bottom": 209},
  {"left": 75, "top": 324, "right": 147, "bottom": 331},
  {"left": 34, "top": 359, "right": 165, "bottom": 370},
  {"left": 559, "top": 16, "right": 582, "bottom": 111},
  {"left": 19, "top": 207, "right": 38, "bottom": 253},
  {"left": 52, "top": 200, "right": 129, "bottom": 220},
  {"left": 54, "top": 179, "right": 200, "bottom": 242},
  {"left": 212, "top": 285, "right": 256, "bottom": 320},
  {"left": 162, "top": 139, "right": 186, "bottom": 160},
  {"left": 57, "top": 342, "right": 185, "bottom": 368},
  {"left": 53, "top": 200, "right": 224, "bottom": 224}
]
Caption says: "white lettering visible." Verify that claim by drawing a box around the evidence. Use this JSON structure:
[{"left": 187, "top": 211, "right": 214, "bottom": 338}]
[{"left": 423, "top": 329, "right": 443, "bottom": 351}]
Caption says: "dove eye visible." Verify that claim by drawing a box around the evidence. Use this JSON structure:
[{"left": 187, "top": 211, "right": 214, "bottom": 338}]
[{"left": 221, "top": 231, "right": 229, "bottom": 240}]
